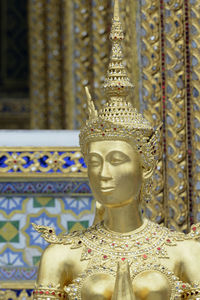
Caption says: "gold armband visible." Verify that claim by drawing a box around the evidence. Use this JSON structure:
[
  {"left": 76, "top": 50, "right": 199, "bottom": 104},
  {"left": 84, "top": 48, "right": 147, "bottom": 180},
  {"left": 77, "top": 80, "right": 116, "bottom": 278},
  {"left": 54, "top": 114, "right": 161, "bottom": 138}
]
[{"left": 33, "top": 285, "right": 66, "bottom": 300}]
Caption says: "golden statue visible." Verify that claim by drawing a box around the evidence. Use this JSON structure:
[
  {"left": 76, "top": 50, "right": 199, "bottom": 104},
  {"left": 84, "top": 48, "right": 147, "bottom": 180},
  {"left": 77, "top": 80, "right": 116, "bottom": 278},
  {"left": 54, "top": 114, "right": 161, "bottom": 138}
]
[{"left": 32, "top": 1, "right": 200, "bottom": 299}]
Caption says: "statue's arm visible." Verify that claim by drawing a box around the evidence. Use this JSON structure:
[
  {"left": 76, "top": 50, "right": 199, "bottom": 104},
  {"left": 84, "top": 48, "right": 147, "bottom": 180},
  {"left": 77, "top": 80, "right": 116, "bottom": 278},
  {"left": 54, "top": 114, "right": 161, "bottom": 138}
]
[
  {"left": 179, "top": 239, "right": 200, "bottom": 284},
  {"left": 33, "top": 244, "right": 70, "bottom": 300}
]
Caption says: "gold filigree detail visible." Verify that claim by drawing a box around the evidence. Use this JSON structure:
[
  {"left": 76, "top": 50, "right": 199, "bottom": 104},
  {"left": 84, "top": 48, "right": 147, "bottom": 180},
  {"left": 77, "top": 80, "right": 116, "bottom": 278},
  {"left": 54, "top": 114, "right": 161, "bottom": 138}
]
[
  {"left": 62, "top": 0, "right": 74, "bottom": 129},
  {"left": 140, "top": 0, "right": 164, "bottom": 224},
  {"left": 190, "top": 0, "right": 200, "bottom": 224},
  {"left": 73, "top": 0, "right": 93, "bottom": 128},
  {"left": 91, "top": 0, "right": 111, "bottom": 110},
  {"left": 124, "top": 0, "right": 140, "bottom": 109},
  {"left": 29, "top": 0, "right": 46, "bottom": 129},
  {"left": 0, "top": 148, "right": 87, "bottom": 178},
  {"left": 45, "top": 0, "right": 63, "bottom": 129},
  {"left": 164, "top": 0, "right": 189, "bottom": 231},
  {"left": 29, "top": 1, "right": 65, "bottom": 129}
]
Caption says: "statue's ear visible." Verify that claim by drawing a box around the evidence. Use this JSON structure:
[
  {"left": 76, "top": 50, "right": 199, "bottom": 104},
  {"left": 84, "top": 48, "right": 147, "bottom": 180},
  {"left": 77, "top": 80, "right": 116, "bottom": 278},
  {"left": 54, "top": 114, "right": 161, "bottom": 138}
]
[{"left": 142, "top": 164, "right": 155, "bottom": 181}]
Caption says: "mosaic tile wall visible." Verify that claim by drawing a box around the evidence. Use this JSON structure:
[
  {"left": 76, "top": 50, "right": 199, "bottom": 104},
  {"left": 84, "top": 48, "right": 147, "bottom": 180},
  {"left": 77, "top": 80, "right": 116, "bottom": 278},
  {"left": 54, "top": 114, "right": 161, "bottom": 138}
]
[
  {"left": 0, "top": 194, "right": 95, "bottom": 282},
  {"left": 0, "top": 147, "right": 95, "bottom": 287},
  {"left": 0, "top": 194, "right": 95, "bottom": 281}
]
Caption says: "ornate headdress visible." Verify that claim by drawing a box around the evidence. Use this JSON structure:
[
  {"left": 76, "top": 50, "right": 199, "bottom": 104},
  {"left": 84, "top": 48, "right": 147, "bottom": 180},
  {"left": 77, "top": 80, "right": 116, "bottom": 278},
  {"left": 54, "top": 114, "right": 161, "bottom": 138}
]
[{"left": 79, "top": 0, "right": 160, "bottom": 170}]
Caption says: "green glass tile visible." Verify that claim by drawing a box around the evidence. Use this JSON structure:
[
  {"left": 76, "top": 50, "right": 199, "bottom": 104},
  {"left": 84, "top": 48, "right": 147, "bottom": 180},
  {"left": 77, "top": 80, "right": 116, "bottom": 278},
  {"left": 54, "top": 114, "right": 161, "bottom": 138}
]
[
  {"left": 33, "top": 197, "right": 55, "bottom": 208},
  {"left": 33, "top": 256, "right": 41, "bottom": 266},
  {"left": 67, "top": 221, "right": 89, "bottom": 232},
  {"left": 0, "top": 221, "right": 19, "bottom": 242}
]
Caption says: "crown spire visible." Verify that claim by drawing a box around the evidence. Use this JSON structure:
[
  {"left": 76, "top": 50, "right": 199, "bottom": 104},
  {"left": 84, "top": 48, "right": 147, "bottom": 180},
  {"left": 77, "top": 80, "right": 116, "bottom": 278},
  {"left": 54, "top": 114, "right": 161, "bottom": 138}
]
[
  {"left": 80, "top": 0, "right": 159, "bottom": 172},
  {"left": 113, "top": 0, "right": 120, "bottom": 21},
  {"left": 103, "top": 0, "right": 134, "bottom": 100}
]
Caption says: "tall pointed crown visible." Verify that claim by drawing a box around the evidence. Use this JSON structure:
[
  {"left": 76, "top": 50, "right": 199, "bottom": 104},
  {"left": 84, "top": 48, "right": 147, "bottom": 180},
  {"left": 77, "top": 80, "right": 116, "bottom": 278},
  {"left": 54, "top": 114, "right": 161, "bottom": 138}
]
[
  {"left": 103, "top": 0, "right": 133, "bottom": 99},
  {"left": 79, "top": 0, "right": 160, "bottom": 169}
]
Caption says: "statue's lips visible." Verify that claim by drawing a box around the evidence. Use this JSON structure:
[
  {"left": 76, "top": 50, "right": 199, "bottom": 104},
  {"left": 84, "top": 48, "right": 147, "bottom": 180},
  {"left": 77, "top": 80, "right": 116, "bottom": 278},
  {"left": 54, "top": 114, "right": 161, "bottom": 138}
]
[{"left": 100, "top": 187, "right": 115, "bottom": 193}]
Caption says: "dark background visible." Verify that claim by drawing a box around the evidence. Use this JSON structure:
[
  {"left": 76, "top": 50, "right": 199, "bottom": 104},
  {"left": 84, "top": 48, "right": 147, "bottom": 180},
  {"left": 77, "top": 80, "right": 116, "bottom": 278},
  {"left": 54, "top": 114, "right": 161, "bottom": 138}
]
[{"left": 0, "top": 0, "right": 29, "bottom": 128}]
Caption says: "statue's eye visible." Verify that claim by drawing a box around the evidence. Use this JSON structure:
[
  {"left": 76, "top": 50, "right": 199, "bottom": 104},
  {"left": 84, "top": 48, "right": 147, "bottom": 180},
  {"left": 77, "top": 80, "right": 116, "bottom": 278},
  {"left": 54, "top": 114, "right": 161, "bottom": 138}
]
[
  {"left": 88, "top": 155, "right": 101, "bottom": 167},
  {"left": 89, "top": 159, "right": 101, "bottom": 167},
  {"left": 109, "top": 152, "right": 129, "bottom": 165},
  {"left": 110, "top": 158, "right": 126, "bottom": 165}
]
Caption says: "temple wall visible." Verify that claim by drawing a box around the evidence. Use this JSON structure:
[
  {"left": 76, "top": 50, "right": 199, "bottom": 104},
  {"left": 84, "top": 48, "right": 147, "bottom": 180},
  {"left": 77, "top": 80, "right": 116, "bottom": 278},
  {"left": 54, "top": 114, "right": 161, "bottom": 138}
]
[{"left": 0, "top": 130, "right": 95, "bottom": 297}]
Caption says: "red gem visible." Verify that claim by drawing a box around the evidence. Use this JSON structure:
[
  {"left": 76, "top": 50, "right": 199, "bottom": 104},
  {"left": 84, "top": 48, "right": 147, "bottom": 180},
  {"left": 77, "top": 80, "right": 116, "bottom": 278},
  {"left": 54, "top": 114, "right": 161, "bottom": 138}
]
[
  {"left": 39, "top": 291, "right": 43, "bottom": 295},
  {"left": 54, "top": 160, "right": 57, "bottom": 163},
  {"left": 121, "top": 258, "right": 126, "bottom": 261},
  {"left": 52, "top": 292, "right": 55, "bottom": 295},
  {"left": 102, "top": 133, "right": 105, "bottom": 136},
  {"left": 112, "top": 243, "right": 115, "bottom": 246},
  {"left": 182, "top": 284, "right": 186, "bottom": 288},
  {"left": 114, "top": 128, "right": 116, "bottom": 130},
  {"left": 101, "top": 124, "right": 103, "bottom": 127},
  {"left": 157, "top": 247, "right": 161, "bottom": 250},
  {"left": 125, "top": 244, "right": 128, "bottom": 247},
  {"left": 88, "top": 249, "right": 92, "bottom": 253},
  {"left": 103, "top": 255, "right": 107, "bottom": 259},
  {"left": 58, "top": 293, "right": 62, "bottom": 297},
  {"left": 166, "top": 239, "right": 171, "bottom": 243},
  {"left": 91, "top": 129, "right": 94, "bottom": 132},
  {"left": 33, "top": 291, "right": 35, "bottom": 294},
  {"left": 137, "top": 242, "right": 140, "bottom": 245},
  {"left": 192, "top": 226, "right": 196, "bottom": 231},
  {"left": 13, "top": 160, "right": 17, "bottom": 164},
  {"left": 143, "top": 254, "right": 147, "bottom": 259},
  {"left": 45, "top": 291, "right": 49, "bottom": 295},
  {"left": 146, "top": 238, "right": 149, "bottom": 241}
]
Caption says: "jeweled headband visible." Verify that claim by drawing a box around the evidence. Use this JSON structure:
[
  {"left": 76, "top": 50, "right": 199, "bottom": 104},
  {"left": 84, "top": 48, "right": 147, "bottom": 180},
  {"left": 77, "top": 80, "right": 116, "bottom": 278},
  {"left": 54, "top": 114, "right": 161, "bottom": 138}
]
[{"left": 79, "top": 0, "right": 160, "bottom": 169}]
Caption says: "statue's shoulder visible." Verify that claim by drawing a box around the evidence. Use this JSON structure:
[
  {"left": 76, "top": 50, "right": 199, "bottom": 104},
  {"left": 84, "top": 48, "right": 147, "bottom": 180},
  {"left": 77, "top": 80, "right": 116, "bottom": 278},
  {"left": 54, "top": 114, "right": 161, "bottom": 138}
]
[
  {"left": 168, "top": 223, "right": 200, "bottom": 241},
  {"left": 187, "top": 223, "right": 200, "bottom": 240},
  {"left": 154, "top": 221, "right": 200, "bottom": 242},
  {"left": 32, "top": 222, "right": 86, "bottom": 245}
]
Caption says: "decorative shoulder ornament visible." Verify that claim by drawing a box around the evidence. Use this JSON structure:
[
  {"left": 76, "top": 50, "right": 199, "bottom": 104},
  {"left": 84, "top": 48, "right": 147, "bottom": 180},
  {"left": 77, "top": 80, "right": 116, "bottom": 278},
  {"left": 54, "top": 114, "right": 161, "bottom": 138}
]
[
  {"left": 31, "top": 223, "right": 81, "bottom": 245},
  {"left": 32, "top": 221, "right": 200, "bottom": 250}
]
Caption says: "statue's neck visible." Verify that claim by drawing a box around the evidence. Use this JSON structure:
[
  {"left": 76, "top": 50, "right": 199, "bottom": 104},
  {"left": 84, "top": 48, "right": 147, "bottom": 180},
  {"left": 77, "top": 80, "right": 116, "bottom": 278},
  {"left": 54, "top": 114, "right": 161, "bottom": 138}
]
[{"left": 103, "top": 199, "right": 143, "bottom": 233}]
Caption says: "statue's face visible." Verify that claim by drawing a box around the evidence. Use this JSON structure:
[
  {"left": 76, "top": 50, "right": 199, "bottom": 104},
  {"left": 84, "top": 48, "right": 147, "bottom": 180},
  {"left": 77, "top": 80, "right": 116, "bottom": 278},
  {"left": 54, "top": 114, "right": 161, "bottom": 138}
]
[{"left": 87, "top": 140, "right": 142, "bottom": 207}]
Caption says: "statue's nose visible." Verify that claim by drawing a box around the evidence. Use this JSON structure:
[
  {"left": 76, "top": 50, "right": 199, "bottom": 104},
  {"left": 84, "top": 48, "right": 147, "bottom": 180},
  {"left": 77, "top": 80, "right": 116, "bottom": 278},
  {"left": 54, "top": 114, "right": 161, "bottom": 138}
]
[{"left": 100, "top": 162, "right": 112, "bottom": 180}]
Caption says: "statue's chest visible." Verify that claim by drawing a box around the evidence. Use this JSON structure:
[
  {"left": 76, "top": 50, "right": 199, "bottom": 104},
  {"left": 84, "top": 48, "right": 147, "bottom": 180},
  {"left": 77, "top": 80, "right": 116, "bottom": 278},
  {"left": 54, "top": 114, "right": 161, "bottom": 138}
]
[
  {"left": 64, "top": 221, "right": 193, "bottom": 299},
  {"left": 65, "top": 261, "right": 188, "bottom": 300}
]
